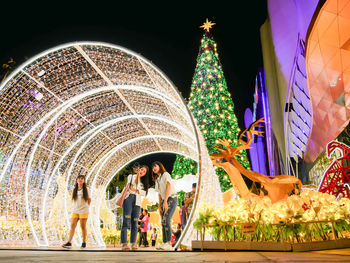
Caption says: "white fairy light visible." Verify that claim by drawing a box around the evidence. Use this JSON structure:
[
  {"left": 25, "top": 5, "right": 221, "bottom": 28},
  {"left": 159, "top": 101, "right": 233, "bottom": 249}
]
[{"left": 0, "top": 42, "right": 222, "bottom": 249}]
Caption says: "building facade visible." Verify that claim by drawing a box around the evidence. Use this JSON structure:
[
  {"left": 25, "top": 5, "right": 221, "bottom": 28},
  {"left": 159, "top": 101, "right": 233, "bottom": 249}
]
[{"left": 260, "top": 0, "right": 350, "bottom": 182}]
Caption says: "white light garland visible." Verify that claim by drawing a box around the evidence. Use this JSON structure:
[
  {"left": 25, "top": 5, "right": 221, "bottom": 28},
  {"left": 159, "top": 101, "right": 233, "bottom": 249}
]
[{"left": 0, "top": 42, "right": 221, "bottom": 248}]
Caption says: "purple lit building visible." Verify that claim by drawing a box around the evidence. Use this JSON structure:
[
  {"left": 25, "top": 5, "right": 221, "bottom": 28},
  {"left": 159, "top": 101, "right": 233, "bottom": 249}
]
[
  {"left": 259, "top": 0, "right": 350, "bottom": 182},
  {"left": 244, "top": 69, "right": 275, "bottom": 176}
]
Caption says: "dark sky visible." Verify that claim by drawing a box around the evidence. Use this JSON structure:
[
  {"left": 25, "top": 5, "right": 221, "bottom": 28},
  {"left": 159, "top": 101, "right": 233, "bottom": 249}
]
[{"left": 1, "top": 2, "right": 268, "bottom": 170}]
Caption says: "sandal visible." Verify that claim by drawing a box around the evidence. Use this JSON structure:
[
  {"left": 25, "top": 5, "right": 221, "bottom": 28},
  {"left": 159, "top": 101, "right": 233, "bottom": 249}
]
[{"left": 122, "top": 244, "right": 130, "bottom": 251}]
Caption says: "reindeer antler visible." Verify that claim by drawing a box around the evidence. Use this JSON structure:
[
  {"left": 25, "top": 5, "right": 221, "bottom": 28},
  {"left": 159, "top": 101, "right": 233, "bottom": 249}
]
[
  {"left": 211, "top": 118, "right": 266, "bottom": 162},
  {"left": 250, "top": 117, "right": 265, "bottom": 136},
  {"left": 237, "top": 118, "right": 265, "bottom": 147}
]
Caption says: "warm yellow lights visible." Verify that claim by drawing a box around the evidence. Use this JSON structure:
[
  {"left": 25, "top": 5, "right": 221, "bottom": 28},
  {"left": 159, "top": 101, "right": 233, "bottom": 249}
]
[
  {"left": 197, "top": 190, "right": 350, "bottom": 227},
  {"left": 0, "top": 42, "right": 226, "bottom": 248},
  {"left": 200, "top": 18, "right": 216, "bottom": 32}
]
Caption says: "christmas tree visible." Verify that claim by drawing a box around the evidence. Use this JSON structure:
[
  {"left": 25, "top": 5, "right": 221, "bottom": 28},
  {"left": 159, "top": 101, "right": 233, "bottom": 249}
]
[
  {"left": 172, "top": 155, "right": 197, "bottom": 180},
  {"left": 172, "top": 19, "right": 251, "bottom": 192}
]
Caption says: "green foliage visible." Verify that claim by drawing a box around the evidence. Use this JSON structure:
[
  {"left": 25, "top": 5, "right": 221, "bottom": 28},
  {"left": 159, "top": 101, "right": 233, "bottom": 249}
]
[
  {"left": 177, "top": 190, "right": 186, "bottom": 206},
  {"left": 104, "top": 234, "right": 118, "bottom": 246},
  {"left": 147, "top": 203, "right": 159, "bottom": 212},
  {"left": 193, "top": 205, "right": 214, "bottom": 231},
  {"left": 173, "top": 31, "right": 251, "bottom": 192},
  {"left": 106, "top": 164, "right": 132, "bottom": 199},
  {"left": 196, "top": 220, "right": 350, "bottom": 243},
  {"left": 171, "top": 155, "right": 197, "bottom": 180},
  {"left": 334, "top": 219, "right": 350, "bottom": 237}
]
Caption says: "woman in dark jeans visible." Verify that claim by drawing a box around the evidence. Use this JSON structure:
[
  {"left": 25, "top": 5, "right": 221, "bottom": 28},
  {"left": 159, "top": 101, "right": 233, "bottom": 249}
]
[
  {"left": 152, "top": 161, "right": 177, "bottom": 251},
  {"left": 120, "top": 165, "right": 149, "bottom": 251}
]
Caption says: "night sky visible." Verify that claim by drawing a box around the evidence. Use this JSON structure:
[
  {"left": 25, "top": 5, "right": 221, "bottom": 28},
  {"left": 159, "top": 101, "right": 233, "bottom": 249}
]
[{"left": 0, "top": 2, "right": 268, "bottom": 171}]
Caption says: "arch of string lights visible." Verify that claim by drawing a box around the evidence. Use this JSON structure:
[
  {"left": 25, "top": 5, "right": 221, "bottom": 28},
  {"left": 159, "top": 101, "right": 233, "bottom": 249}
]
[{"left": 0, "top": 42, "right": 223, "bottom": 247}]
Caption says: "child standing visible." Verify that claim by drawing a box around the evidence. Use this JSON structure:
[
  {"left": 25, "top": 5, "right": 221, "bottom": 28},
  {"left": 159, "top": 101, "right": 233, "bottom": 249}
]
[
  {"left": 140, "top": 209, "right": 149, "bottom": 247},
  {"left": 151, "top": 228, "right": 157, "bottom": 247}
]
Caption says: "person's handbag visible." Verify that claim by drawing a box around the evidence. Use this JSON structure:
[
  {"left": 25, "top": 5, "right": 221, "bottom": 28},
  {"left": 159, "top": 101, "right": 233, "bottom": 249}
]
[{"left": 116, "top": 175, "right": 132, "bottom": 207}]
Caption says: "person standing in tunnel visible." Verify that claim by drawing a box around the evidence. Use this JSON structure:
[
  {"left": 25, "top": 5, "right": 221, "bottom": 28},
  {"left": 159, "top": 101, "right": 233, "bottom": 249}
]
[
  {"left": 62, "top": 175, "right": 91, "bottom": 249},
  {"left": 184, "top": 183, "right": 197, "bottom": 225},
  {"left": 152, "top": 161, "right": 177, "bottom": 251},
  {"left": 120, "top": 165, "right": 149, "bottom": 251}
]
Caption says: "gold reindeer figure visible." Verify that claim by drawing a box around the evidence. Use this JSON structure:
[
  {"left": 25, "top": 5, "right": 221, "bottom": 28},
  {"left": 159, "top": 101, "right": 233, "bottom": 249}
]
[{"left": 210, "top": 118, "right": 302, "bottom": 203}]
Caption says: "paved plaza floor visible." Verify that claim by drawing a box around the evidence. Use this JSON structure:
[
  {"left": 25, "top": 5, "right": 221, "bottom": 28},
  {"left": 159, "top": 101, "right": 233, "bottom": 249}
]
[{"left": 0, "top": 248, "right": 349, "bottom": 262}]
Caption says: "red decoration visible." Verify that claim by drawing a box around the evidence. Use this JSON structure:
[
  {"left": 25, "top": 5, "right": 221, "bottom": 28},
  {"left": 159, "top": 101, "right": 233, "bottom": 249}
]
[
  {"left": 318, "top": 141, "right": 350, "bottom": 198},
  {"left": 302, "top": 203, "right": 310, "bottom": 211}
]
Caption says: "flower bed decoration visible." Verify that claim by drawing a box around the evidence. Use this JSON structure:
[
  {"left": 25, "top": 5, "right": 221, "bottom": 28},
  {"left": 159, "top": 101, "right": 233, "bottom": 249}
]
[{"left": 193, "top": 190, "right": 350, "bottom": 251}]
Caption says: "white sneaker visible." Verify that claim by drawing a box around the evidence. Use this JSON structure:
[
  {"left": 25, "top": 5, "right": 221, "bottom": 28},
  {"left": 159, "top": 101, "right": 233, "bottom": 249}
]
[
  {"left": 159, "top": 242, "right": 173, "bottom": 251},
  {"left": 155, "top": 243, "right": 162, "bottom": 250}
]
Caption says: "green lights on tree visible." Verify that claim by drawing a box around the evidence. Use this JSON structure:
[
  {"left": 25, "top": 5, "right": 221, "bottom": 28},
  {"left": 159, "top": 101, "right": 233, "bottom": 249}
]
[{"left": 172, "top": 25, "right": 251, "bottom": 192}]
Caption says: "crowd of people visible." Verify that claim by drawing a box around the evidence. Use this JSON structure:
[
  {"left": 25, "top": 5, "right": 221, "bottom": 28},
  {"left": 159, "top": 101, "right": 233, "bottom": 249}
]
[{"left": 62, "top": 160, "right": 196, "bottom": 251}]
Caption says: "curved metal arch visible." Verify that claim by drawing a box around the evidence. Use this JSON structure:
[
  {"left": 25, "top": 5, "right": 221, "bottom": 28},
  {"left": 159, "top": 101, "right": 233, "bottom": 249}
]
[
  {"left": 41, "top": 113, "right": 195, "bottom": 244},
  {"left": 19, "top": 83, "right": 196, "bottom": 246},
  {"left": 43, "top": 113, "right": 195, "bottom": 209},
  {"left": 0, "top": 42, "right": 185, "bottom": 110},
  {"left": 22, "top": 96, "right": 194, "bottom": 245},
  {"left": 65, "top": 115, "right": 195, "bottom": 187},
  {"left": 91, "top": 149, "right": 199, "bottom": 247},
  {"left": 0, "top": 83, "right": 192, "bottom": 183},
  {"left": 0, "top": 42, "right": 204, "bottom": 249},
  {"left": 62, "top": 135, "right": 197, "bottom": 247}
]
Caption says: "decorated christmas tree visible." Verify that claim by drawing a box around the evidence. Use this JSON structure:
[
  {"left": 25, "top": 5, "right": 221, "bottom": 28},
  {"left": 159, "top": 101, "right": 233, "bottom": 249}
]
[
  {"left": 172, "top": 19, "right": 251, "bottom": 192},
  {"left": 172, "top": 155, "right": 197, "bottom": 180}
]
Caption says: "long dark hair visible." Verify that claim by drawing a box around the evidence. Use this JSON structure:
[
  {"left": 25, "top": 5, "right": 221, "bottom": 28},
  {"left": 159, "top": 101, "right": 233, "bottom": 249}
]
[
  {"left": 151, "top": 161, "right": 167, "bottom": 182},
  {"left": 139, "top": 165, "right": 149, "bottom": 194},
  {"left": 72, "top": 175, "right": 89, "bottom": 202}
]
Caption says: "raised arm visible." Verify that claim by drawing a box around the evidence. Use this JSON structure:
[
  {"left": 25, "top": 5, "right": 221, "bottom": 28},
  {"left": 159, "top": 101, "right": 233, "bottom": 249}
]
[{"left": 184, "top": 193, "right": 194, "bottom": 206}]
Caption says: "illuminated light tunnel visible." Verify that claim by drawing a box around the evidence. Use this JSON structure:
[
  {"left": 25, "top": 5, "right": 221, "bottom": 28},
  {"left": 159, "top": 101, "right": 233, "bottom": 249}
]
[{"left": 0, "top": 42, "right": 223, "bottom": 247}]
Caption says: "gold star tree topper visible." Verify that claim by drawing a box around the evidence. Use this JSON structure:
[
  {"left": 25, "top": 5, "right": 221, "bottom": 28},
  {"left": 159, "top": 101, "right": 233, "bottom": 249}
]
[{"left": 200, "top": 19, "right": 216, "bottom": 32}]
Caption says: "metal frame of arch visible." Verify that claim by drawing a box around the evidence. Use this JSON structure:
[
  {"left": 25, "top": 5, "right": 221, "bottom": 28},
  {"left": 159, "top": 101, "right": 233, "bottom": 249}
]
[{"left": 0, "top": 42, "right": 223, "bottom": 248}]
